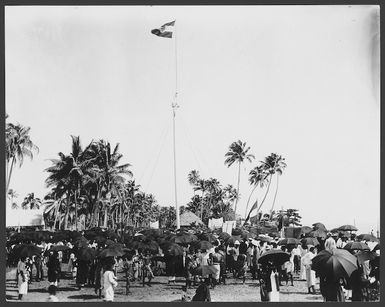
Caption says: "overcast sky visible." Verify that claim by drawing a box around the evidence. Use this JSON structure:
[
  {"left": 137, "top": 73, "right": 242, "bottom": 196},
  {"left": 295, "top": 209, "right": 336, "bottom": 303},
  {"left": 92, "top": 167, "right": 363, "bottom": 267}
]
[{"left": 5, "top": 5, "right": 380, "bottom": 233}]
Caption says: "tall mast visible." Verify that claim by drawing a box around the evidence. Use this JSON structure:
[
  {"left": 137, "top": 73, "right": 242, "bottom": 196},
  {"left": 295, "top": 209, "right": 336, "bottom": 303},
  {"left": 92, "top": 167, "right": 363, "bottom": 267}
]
[{"left": 173, "top": 20, "right": 180, "bottom": 230}]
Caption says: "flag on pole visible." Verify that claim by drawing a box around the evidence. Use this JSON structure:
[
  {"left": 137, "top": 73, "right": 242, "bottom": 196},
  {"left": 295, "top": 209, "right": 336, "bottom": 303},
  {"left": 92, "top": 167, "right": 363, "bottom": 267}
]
[{"left": 151, "top": 20, "right": 175, "bottom": 38}]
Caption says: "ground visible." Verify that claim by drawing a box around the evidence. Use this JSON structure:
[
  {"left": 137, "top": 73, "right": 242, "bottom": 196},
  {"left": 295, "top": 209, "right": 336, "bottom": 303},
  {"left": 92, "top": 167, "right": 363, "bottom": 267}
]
[{"left": 6, "top": 263, "right": 324, "bottom": 302}]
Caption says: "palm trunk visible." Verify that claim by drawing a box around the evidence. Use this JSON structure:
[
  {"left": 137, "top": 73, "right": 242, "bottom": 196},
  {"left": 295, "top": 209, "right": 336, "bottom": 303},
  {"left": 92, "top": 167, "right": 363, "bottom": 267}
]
[
  {"left": 243, "top": 174, "right": 273, "bottom": 225},
  {"left": 74, "top": 189, "right": 78, "bottom": 231},
  {"left": 200, "top": 191, "right": 204, "bottom": 220},
  {"left": 103, "top": 204, "right": 108, "bottom": 228},
  {"left": 244, "top": 184, "right": 258, "bottom": 219},
  {"left": 53, "top": 201, "right": 59, "bottom": 230},
  {"left": 64, "top": 193, "right": 70, "bottom": 230},
  {"left": 255, "top": 174, "right": 272, "bottom": 215},
  {"left": 233, "top": 161, "right": 241, "bottom": 219},
  {"left": 269, "top": 175, "right": 280, "bottom": 220},
  {"left": 6, "top": 157, "right": 16, "bottom": 196}
]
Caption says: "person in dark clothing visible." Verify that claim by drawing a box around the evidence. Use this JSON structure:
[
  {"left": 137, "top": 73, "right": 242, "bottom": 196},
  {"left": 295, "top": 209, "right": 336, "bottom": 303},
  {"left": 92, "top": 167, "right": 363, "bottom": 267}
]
[
  {"left": 192, "top": 283, "right": 211, "bottom": 302},
  {"left": 142, "top": 253, "right": 154, "bottom": 287},
  {"left": 239, "top": 240, "right": 248, "bottom": 255},
  {"left": 350, "top": 263, "right": 370, "bottom": 301},
  {"left": 319, "top": 275, "right": 345, "bottom": 302},
  {"left": 185, "top": 254, "right": 195, "bottom": 289},
  {"left": 94, "top": 259, "right": 104, "bottom": 299},
  {"left": 34, "top": 254, "right": 44, "bottom": 281},
  {"left": 47, "top": 252, "right": 61, "bottom": 287},
  {"left": 88, "top": 259, "right": 97, "bottom": 287},
  {"left": 76, "top": 259, "right": 89, "bottom": 289}
]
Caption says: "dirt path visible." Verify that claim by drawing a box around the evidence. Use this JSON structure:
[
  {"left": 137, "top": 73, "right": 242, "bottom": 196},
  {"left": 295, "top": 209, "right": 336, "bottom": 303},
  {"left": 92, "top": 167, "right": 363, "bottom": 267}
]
[{"left": 6, "top": 263, "right": 324, "bottom": 302}]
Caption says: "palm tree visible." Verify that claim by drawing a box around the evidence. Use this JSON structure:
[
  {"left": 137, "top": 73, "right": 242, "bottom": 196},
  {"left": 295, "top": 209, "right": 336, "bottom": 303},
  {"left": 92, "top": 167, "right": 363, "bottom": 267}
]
[
  {"left": 6, "top": 122, "right": 39, "bottom": 196},
  {"left": 188, "top": 170, "right": 200, "bottom": 187},
  {"left": 266, "top": 154, "right": 287, "bottom": 219},
  {"left": 21, "top": 193, "right": 42, "bottom": 210},
  {"left": 244, "top": 165, "right": 269, "bottom": 219},
  {"left": 224, "top": 140, "right": 255, "bottom": 217},
  {"left": 7, "top": 189, "right": 18, "bottom": 206}
]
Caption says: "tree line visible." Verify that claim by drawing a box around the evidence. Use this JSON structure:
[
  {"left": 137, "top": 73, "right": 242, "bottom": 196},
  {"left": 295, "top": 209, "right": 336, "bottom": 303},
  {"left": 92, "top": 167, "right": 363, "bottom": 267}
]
[{"left": 6, "top": 115, "right": 298, "bottom": 232}]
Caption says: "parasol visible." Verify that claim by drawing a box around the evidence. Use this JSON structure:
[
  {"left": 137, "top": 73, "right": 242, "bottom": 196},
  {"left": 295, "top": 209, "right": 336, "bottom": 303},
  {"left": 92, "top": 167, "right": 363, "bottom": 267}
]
[
  {"left": 278, "top": 238, "right": 299, "bottom": 246},
  {"left": 337, "top": 225, "right": 358, "bottom": 232},
  {"left": 300, "top": 226, "right": 313, "bottom": 235},
  {"left": 312, "top": 222, "right": 327, "bottom": 231},
  {"left": 193, "top": 240, "right": 213, "bottom": 251},
  {"left": 356, "top": 234, "right": 379, "bottom": 243},
  {"left": 355, "top": 251, "right": 377, "bottom": 265},
  {"left": 198, "top": 233, "right": 217, "bottom": 243},
  {"left": 309, "top": 229, "right": 327, "bottom": 239},
  {"left": 218, "top": 232, "right": 231, "bottom": 241},
  {"left": 343, "top": 242, "right": 370, "bottom": 251},
  {"left": 258, "top": 249, "right": 290, "bottom": 266},
  {"left": 257, "top": 234, "right": 273, "bottom": 243},
  {"left": 311, "top": 248, "right": 358, "bottom": 281},
  {"left": 300, "top": 237, "right": 320, "bottom": 246},
  {"left": 159, "top": 242, "right": 184, "bottom": 256},
  {"left": 49, "top": 245, "right": 71, "bottom": 252},
  {"left": 12, "top": 244, "right": 42, "bottom": 259},
  {"left": 226, "top": 235, "right": 242, "bottom": 245},
  {"left": 76, "top": 247, "right": 96, "bottom": 261},
  {"left": 98, "top": 247, "right": 124, "bottom": 258}
]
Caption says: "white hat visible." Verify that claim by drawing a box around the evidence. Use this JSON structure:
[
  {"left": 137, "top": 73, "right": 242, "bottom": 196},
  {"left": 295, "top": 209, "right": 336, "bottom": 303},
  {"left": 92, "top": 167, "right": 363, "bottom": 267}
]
[{"left": 234, "top": 240, "right": 240, "bottom": 245}]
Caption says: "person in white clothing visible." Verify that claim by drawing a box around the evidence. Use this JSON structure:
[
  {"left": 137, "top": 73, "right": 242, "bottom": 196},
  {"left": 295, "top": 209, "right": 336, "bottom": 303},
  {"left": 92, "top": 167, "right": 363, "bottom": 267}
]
[
  {"left": 302, "top": 246, "right": 316, "bottom": 294},
  {"left": 103, "top": 263, "right": 118, "bottom": 302}
]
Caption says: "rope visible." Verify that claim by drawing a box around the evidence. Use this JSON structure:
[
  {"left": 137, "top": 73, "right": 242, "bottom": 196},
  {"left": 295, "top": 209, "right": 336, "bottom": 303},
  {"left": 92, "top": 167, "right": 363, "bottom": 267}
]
[
  {"left": 144, "top": 124, "right": 171, "bottom": 192},
  {"left": 138, "top": 122, "right": 169, "bottom": 185}
]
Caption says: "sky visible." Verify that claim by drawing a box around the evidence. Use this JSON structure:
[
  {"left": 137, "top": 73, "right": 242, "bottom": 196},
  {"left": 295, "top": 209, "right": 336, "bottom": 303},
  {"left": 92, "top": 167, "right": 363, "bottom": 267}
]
[{"left": 5, "top": 5, "right": 380, "bottom": 233}]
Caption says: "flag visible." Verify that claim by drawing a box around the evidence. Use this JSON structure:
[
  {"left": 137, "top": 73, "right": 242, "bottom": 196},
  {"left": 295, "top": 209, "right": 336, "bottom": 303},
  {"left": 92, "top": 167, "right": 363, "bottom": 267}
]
[{"left": 151, "top": 20, "right": 175, "bottom": 38}]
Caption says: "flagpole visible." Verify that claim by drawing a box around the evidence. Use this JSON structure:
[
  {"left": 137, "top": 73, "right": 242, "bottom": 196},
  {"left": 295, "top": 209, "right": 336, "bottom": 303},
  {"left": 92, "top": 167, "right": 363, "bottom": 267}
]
[{"left": 173, "top": 20, "right": 180, "bottom": 230}]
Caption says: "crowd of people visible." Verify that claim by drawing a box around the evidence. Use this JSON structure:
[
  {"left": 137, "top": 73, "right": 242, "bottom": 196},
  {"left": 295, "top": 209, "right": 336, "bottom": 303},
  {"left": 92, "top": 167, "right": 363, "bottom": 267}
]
[{"left": 8, "top": 229, "right": 380, "bottom": 302}]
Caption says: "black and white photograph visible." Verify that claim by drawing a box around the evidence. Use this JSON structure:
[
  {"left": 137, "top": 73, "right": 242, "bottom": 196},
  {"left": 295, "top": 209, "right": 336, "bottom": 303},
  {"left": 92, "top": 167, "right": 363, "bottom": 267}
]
[{"left": 4, "top": 5, "right": 380, "bottom": 302}]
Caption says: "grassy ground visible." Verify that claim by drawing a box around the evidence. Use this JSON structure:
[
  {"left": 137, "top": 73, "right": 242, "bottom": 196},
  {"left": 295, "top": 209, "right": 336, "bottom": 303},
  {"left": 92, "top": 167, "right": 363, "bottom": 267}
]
[{"left": 6, "top": 263, "right": 325, "bottom": 302}]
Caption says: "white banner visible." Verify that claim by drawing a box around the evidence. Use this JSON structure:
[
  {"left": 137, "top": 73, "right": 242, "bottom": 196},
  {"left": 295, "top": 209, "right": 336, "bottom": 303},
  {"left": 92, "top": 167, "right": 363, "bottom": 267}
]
[
  {"left": 150, "top": 220, "right": 159, "bottom": 229},
  {"left": 222, "top": 220, "right": 236, "bottom": 235},
  {"left": 208, "top": 217, "right": 224, "bottom": 230}
]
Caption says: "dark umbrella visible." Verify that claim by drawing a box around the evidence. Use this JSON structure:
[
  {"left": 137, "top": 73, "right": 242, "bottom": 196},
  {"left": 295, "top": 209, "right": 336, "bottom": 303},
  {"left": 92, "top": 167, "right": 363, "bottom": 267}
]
[
  {"left": 74, "top": 236, "right": 89, "bottom": 248},
  {"left": 226, "top": 235, "right": 242, "bottom": 245},
  {"left": 232, "top": 228, "right": 243, "bottom": 236},
  {"left": 356, "top": 234, "right": 379, "bottom": 242},
  {"left": 105, "top": 239, "right": 115, "bottom": 247},
  {"left": 311, "top": 248, "right": 358, "bottom": 281},
  {"left": 300, "top": 237, "right": 320, "bottom": 246},
  {"left": 12, "top": 244, "right": 42, "bottom": 259},
  {"left": 312, "top": 222, "right": 327, "bottom": 230},
  {"left": 218, "top": 232, "right": 231, "bottom": 241},
  {"left": 98, "top": 247, "right": 124, "bottom": 258},
  {"left": 278, "top": 238, "right": 299, "bottom": 246},
  {"left": 194, "top": 240, "right": 213, "bottom": 251},
  {"left": 372, "top": 243, "right": 380, "bottom": 252},
  {"left": 355, "top": 251, "right": 377, "bottom": 265},
  {"left": 126, "top": 240, "right": 159, "bottom": 254},
  {"left": 258, "top": 249, "right": 290, "bottom": 266},
  {"left": 257, "top": 234, "right": 273, "bottom": 243},
  {"left": 50, "top": 245, "right": 71, "bottom": 252},
  {"left": 337, "top": 225, "right": 358, "bottom": 232},
  {"left": 159, "top": 242, "right": 184, "bottom": 256},
  {"left": 343, "top": 242, "right": 370, "bottom": 251},
  {"left": 309, "top": 229, "right": 327, "bottom": 239},
  {"left": 93, "top": 236, "right": 107, "bottom": 245},
  {"left": 171, "top": 232, "right": 198, "bottom": 244},
  {"left": 300, "top": 226, "right": 313, "bottom": 235},
  {"left": 198, "top": 233, "right": 217, "bottom": 243},
  {"left": 77, "top": 247, "right": 96, "bottom": 261}
]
